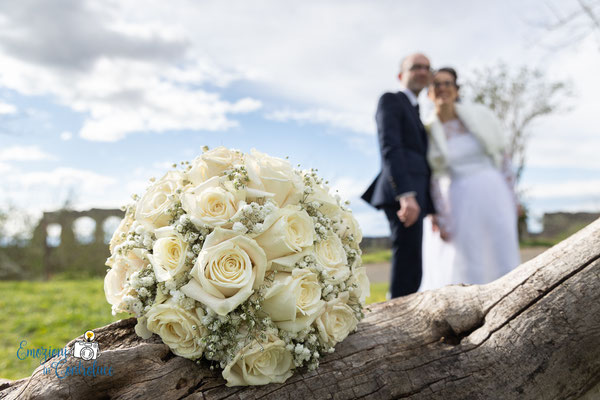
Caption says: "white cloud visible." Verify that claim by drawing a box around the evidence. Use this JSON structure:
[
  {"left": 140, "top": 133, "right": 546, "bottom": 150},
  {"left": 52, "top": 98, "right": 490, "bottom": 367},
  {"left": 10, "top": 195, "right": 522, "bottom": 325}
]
[
  {"left": 353, "top": 210, "right": 390, "bottom": 237},
  {"left": 24, "top": 108, "right": 51, "bottom": 120},
  {"left": 0, "top": 1, "right": 262, "bottom": 142},
  {"left": 9, "top": 167, "right": 116, "bottom": 192},
  {"left": 345, "top": 135, "right": 379, "bottom": 158},
  {"left": 0, "top": 0, "right": 594, "bottom": 148},
  {"left": 1, "top": 0, "right": 599, "bottom": 232},
  {"left": 527, "top": 180, "right": 600, "bottom": 199},
  {"left": 127, "top": 0, "right": 542, "bottom": 136},
  {"left": 0, "top": 100, "right": 16, "bottom": 114},
  {"left": 0, "top": 162, "right": 12, "bottom": 174},
  {"left": 327, "top": 176, "right": 393, "bottom": 237},
  {"left": 60, "top": 131, "right": 73, "bottom": 140},
  {"left": 0, "top": 145, "right": 56, "bottom": 162},
  {"left": 559, "top": 201, "right": 600, "bottom": 213},
  {"left": 527, "top": 134, "right": 600, "bottom": 169},
  {"left": 329, "top": 176, "right": 370, "bottom": 203},
  {"left": 72, "top": 60, "right": 262, "bottom": 142},
  {"left": 0, "top": 166, "right": 127, "bottom": 213},
  {"left": 139, "top": 0, "right": 392, "bottom": 129},
  {"left": 522, "top": 36, "right": 600, "bottom": 170},
  {"left": 126, "top": 179, "right": 151, "bottom": 199},
  {"left": 152, "top": 161, "right": 177, "bottom": 170},
  {"left": 266, "top": 108, "right": 374, "bottom": 135}
]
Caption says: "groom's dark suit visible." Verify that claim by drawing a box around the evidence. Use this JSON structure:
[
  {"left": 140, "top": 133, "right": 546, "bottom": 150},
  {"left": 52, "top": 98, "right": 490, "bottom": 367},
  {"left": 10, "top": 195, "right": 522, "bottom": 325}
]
[{"left": 362, "top": 91, "right": 434, "bottom": 297}]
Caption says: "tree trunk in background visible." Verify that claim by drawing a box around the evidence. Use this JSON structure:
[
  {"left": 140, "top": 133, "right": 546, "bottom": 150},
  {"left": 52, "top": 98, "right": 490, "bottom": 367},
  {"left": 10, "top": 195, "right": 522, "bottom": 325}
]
[{"left": 2, "top": 219, "right": 599, "bottom": 400}]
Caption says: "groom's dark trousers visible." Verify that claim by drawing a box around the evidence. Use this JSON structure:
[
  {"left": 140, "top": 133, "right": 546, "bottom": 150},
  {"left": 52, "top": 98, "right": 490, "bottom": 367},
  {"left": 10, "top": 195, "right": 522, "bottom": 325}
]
[{"left": 362, "top": 91, "right": 434, "bottom": 297}]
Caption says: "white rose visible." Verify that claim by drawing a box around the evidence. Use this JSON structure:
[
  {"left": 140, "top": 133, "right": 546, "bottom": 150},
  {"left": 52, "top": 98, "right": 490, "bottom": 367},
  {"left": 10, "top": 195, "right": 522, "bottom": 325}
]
[
  {"left": 147, "top": 227, "right": 189, "bottom": 282},
  {"left": 200, "top": 146, "right": 243, "bottom": 177},
  {"left": 245, "top": 149, "right": 303, "bottom": 206},
  {"left": 349, "top": 267, "right": 370, "bottom": 304},
  {"left": 134, "top": 316, "right": 153, "bottom": 339},
  {"left": 181, "top": 228, "right": 267, "bottom": 316},
  {"left": 143, "top": 299, "right": 207, "bottom": 359},
  {"left": 187, "top": 157, "right": 210, "bottom": 185},
  {"left": 109, "top": 211, "right": 134, "bottom": 253},
  {"left": 181, "top": 176, "right": 242, "bottom": 228},
  {"left": 315, "top": 233, "right": 350, "bottom": 284},
  {"left": 305, "top": 182, "right": 339, "bottom": 216},
  {"left": 262, "top": 269, "right": 325, "bottom": 333},
  {"left": 254, "top": 206, "right": 315, "bottom": 260},
  {"left": 314, "top": 294, "right": 358, "bottom": 347},
  {"left": 268, "top": 248, "right": 315, "bottom": 272},
  {"left": 135, "top": 170, "right": 184, "bottom": 230},
  {"left": 222, "top": 333, "right": 294, "bottom": 386},
  {"left": 104, "top": 249, "right": 148, "bottom": 312},
  {"left": 334, "top": 210, "right": 363, "bottom": 244}
]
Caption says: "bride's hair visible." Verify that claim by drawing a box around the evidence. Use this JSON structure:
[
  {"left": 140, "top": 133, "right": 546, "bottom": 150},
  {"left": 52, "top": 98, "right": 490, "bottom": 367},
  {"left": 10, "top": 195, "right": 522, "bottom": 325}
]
[
  {"left": 435, "top": 67, "right": 460, "bottom": 89},
  {"left": 435, "top": 66, "right": 460, "bottom": 101}
]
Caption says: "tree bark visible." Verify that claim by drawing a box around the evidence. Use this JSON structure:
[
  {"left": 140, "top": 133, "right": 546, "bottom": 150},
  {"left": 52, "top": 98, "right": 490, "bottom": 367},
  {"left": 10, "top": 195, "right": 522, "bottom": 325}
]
[{"left": 2, "top": 219, "right": 599, "bottom": 400}]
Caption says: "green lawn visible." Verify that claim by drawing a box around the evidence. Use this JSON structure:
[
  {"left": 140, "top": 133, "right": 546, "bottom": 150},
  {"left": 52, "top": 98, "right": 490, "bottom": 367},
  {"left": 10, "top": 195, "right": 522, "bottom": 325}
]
[
  {"left": 0, "top": 280, "right": 129, "bottom": 380},
  {"left": 361, "top": 241, "right": 558, "bottom": 264},
  {"left": 361, "top": 249, "right": 392, "bottom": 264},
  {"left": 7, "top": 245, "right": 558, "bottom": 380},
  {"left": 365, "top": 282, "right": 388, "bottom": 304},
  {"left": 0, "top": 279, "right": 388, "bottom": 380}
]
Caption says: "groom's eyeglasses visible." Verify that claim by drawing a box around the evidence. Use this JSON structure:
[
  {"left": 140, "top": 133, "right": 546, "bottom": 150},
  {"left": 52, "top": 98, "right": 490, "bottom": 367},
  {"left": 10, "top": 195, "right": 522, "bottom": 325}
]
[
  {"left": 433, "top": 81, "right": 456, "bottom": 89},
  {"left": 409, "top": 64, "right": 431, "bottom": 72}
]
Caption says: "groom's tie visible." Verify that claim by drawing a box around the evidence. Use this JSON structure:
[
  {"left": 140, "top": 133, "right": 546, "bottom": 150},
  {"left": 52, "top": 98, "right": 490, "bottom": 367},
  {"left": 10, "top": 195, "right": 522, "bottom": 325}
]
[{"left": 414, "top": 103, "right": 426, "bottom": 144}]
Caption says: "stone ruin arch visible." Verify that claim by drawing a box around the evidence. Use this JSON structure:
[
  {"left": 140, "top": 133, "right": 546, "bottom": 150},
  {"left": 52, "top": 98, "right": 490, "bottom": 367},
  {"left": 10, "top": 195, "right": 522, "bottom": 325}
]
[{"left": 31, "top": 208, "right": 124, "bottom": 279}]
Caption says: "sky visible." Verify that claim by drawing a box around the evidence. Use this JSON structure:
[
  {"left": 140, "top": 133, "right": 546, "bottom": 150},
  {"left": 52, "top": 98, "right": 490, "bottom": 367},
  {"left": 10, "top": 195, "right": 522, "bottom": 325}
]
[{"left": 0, "top": 0, "right": 599, "bottom": 238}]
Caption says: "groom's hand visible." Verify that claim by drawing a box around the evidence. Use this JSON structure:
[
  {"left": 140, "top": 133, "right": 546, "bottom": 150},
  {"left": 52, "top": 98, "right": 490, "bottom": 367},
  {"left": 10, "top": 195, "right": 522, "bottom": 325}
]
[
  {"left": 397, "top": 196, "right": 420, "bottom": 227},
  {"left": 431, "top": 215, "right": 440, "bottom": 232}
]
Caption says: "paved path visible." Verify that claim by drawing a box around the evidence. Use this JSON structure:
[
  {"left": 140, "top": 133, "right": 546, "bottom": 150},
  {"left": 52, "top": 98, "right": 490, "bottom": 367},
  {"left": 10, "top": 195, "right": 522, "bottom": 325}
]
[{"left": 365, "top": 246, "right": 550, "bottom": 283}]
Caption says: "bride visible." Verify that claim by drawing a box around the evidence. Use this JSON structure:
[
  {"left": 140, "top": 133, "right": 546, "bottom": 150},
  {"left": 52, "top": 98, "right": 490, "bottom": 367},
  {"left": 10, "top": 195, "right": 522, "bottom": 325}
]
[{"left": 420, "top": 67, "right": 520, "bottom": 290}]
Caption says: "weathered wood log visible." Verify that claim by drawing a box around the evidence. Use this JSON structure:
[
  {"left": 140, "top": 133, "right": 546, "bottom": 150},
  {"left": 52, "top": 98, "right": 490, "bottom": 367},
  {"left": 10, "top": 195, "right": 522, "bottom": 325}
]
[{"left": 2, "top": 219, "right": 599, "bottom": 400}]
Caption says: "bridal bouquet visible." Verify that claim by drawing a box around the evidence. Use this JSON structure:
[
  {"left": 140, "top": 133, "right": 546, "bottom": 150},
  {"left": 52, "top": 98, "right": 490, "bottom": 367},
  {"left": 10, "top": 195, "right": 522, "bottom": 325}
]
[{"left": 104, "top": 147, "right": 369, "bottom": 386}]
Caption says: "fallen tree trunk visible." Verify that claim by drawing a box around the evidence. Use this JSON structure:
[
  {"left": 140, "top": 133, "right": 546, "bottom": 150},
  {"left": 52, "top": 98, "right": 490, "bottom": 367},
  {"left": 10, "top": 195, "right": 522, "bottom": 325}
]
[{"left": 2, "top": 219, "right": 599, "bottom": 400}]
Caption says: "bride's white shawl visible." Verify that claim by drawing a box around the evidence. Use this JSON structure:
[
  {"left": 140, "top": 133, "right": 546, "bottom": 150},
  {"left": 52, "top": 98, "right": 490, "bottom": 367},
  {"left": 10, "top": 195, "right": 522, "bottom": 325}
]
[{"left": 425, "top": 102, "right": 507, "bottom": 177}]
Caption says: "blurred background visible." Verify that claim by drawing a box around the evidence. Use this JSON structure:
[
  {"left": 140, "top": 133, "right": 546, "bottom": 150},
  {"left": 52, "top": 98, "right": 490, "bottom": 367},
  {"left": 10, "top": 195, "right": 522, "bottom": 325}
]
[{"left": 1, "top": 0, "right": 599, "bottom": 380}]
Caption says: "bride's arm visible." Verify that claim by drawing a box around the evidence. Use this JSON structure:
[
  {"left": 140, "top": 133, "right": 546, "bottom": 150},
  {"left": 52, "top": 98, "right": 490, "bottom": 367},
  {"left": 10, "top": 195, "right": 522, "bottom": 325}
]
[{"left": 430, "top": 176, "right": 452, "bottom": 240}]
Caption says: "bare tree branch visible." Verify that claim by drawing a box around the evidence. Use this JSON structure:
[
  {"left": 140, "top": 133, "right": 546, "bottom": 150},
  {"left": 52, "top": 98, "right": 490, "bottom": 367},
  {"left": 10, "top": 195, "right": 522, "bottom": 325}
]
[
  {"left": 578, "top": 0, "right": 600, "bottom": 30},
  {"left": 536, "top": 0, "right": 600, "bottom": 50},
  {"left": 464, "top": 63, "right": 572, "bottom": 187}
]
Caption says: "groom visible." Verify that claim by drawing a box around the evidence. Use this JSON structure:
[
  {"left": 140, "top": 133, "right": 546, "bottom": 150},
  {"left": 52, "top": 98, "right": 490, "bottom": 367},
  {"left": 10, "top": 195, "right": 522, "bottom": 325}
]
[{"left": 362, "top": 53, "right": 435, "bottom": 297}]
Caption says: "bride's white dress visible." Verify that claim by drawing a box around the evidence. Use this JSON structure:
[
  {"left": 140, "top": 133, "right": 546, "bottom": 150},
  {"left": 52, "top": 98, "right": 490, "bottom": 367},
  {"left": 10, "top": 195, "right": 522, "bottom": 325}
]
[{"left": 421, "top": 119, "right": 520, "bottom": 290}]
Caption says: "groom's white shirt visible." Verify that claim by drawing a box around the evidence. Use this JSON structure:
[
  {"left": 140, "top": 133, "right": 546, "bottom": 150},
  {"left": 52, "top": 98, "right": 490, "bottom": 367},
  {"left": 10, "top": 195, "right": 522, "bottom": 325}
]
[
  {"left": 401, "top": 87, "right": 419, "bottom": 107},
  {"left": 425, "top": 102, "right": 506, "bottom": 178}
]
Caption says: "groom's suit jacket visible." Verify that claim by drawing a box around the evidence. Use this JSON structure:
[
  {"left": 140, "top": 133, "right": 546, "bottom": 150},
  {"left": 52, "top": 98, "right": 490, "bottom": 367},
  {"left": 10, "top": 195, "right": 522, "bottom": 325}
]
[{"left": 362, "top": 91, "right": 434, "bottom": 214}]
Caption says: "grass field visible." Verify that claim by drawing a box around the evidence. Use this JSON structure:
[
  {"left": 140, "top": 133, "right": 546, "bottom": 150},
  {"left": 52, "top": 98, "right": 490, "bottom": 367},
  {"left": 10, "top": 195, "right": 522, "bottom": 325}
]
[
  {"left": 0, "top": 278, "right": 388, "bottom": 380},
  {"left": 361, "top": 239, "right": 560, "bottom": 264},
  {"left": 3, "top": 245, "right": 559, "bottom": 380},
  {"left": 361, "top": 249, "right": 392, "bottom": 264},
  {"left": 0, "top": 280, "right": 129, "bottom": 380}
]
